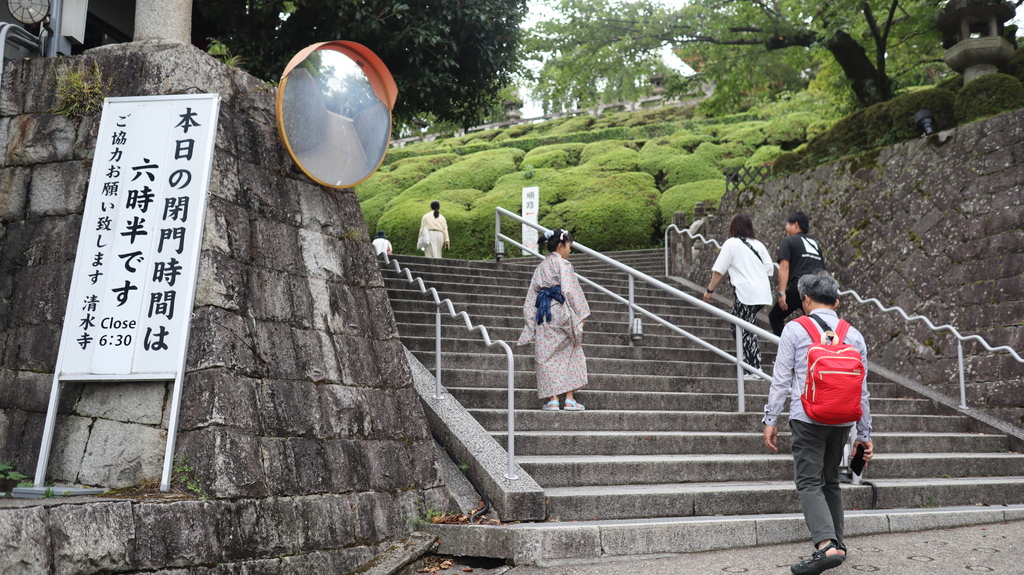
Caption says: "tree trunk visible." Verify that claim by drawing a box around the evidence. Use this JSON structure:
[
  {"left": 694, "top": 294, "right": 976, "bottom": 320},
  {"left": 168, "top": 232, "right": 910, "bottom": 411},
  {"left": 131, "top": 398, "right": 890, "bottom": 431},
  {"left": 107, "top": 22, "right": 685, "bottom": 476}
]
[{"left": 825, "top": 30, "right": 892, "bottom": 107}]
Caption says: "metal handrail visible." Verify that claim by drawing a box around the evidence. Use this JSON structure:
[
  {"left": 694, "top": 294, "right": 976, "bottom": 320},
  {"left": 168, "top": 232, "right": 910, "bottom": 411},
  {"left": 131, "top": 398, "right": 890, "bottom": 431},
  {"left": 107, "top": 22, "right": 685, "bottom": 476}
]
[
  {"left": 0, "top": 23, "right": 43, "bottom": 91},
  {"left": 497, "top": 207, "right": 778, "bottom": 414},
  {"left": 378, "top": 251, "right": 519, "bottom": 480},
  {"left": 663, "top": 224, "right": 1024, "bottom": 408}
]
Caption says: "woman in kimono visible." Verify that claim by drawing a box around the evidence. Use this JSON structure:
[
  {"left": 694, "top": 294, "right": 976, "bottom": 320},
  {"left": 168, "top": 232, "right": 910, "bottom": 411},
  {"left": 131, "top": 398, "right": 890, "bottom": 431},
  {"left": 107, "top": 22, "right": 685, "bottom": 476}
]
[{"left": 517, "top": 229, "right": 591, "bottom": 411}]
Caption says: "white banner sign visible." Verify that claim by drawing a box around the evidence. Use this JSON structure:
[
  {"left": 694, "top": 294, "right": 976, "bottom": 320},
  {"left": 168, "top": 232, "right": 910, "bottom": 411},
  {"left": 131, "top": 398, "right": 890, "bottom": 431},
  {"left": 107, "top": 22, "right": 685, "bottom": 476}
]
[
  {"left": 56, "top": 94, "right": 220, "bottom": 380},
  {"left": 522, "top": 186, "right": 539, "bottom": 255}
]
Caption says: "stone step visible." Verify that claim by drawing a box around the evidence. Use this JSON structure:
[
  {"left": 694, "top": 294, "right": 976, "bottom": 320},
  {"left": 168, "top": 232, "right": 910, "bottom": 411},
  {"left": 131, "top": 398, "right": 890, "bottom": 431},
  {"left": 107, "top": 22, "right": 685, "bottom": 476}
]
[
  {"left": 411, "top": 350, "right": 741, "bottom": 377},
  {"left": 540, "top": 478, "right": 1024, "bottom": 522},
  {"left": 447, "top": 387, "right": 937, "bottom": 415},
  {"left": 401, "top": 335, "right": 767, "bottom": 363},
  {"left": 469, "top": 409, "right": 970, "bottom": 433},
  {"left": 428, "top": 369, "right": 918, "bottom": 398},
  {"left": 492, "top": 431, "right": 1010, "bottom": 456},
  {"left": 422, "top": 504, "right": 1024, "bottom": 564},
  {"left": 516, "top": 452, "right": 1024, "bottom": 488},
  {"left": 392, "top": 309, "right": 741, "bottom": 342},
  {"left": 384, "top": 289, "right": 725, "bottom": 320}
]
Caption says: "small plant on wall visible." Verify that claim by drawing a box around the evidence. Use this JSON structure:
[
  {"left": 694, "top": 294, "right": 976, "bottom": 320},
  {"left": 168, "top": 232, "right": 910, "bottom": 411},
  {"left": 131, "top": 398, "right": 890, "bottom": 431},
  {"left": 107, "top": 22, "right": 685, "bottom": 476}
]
[
  {"left": 0, "top": 461, "right": 29, "bottom": 496},
  {"left": 52, "top": 59, "right": 109, "bottom": 118}
]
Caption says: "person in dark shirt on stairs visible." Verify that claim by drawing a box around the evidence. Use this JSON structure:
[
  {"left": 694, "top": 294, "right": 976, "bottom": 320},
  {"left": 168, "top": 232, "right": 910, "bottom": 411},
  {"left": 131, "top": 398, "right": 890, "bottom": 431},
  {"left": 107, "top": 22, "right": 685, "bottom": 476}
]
[{"left": 769, "top": 212, "right": 827, "bottom": 336}]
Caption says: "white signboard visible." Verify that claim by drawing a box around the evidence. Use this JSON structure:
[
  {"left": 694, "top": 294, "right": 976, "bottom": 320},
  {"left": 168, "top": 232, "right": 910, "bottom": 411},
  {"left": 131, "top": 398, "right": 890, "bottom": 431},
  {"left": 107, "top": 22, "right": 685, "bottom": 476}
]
[
  {"left": 522, "top": 186, "right": 539, "bottom": 255},
  {"left": 56, "top": 94, "right": 220, "bottom": 380}
]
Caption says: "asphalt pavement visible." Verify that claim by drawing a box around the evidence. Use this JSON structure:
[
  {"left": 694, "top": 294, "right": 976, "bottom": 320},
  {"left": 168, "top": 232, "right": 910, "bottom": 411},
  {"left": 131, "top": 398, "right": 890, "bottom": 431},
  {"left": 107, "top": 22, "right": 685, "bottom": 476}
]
[{"left": 429, "top": 519, "right": 1023, "bottom": 575}]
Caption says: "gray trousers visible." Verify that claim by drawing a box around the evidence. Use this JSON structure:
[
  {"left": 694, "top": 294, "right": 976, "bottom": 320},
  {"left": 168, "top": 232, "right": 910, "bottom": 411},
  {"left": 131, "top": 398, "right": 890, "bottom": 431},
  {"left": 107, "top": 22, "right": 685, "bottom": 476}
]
[{"left": 790, "top": 420, "right": 850, "bottom": 546}]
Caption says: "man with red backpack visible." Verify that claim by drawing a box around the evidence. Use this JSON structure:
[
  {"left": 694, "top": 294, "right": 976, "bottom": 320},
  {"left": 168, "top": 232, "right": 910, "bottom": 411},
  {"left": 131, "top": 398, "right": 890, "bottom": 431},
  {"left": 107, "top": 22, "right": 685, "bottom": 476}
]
[{"left": 762, "top": 271, "right": 874, "bottom": 575}]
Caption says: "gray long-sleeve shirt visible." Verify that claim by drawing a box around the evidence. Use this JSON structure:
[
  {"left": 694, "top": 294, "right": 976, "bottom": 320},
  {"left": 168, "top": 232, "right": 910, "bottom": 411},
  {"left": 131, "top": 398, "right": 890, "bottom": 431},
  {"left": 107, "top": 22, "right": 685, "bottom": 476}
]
[{"left": 762, "top": 308, "right": 873, "bottom": 442}]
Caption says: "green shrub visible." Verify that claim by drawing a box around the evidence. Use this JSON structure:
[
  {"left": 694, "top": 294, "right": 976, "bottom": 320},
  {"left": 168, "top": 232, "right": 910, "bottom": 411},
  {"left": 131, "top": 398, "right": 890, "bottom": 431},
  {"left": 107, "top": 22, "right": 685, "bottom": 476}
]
[
  {"left": 540, "top": 172, "right": 660, "bottom": 251},
  {"left": 771, "top": 151, "right": 803, "bottom": 176},
  {"left": 397, "top": 148, "right": 524, "bottom": 201},
  {"left": 746, "top": 145, "right": 783, "bottom": 167},
  {"left": 661, "top": 154, "right": 724, "bottom": 188},
  {"left": 580, "top": 140, "right": 639, "bottom": 164},
  {"left": 658, "top": 179, "right": 726, "bottom": 222},
  {"left": 491, "top": 122, "right": 538, "bottom": 142},
  {"left": 954, "top": 73, "right": 1024, "bottom": 124},
  {"left": 357, "top": 154, "right": 457, "bottom": 229},
  {"left": 669, "top": 132, "right": 713, "bottom": 152},
  {"left": 523, "top": 143, "right": 586, "bottom": 168},
  {"left": 765, "top": 112, "right": 819, "bottom": 148},
  {"left": 886, "top": 88, "right": 955, "bottom": 140},
  {"left": 546, "top": 114, "right": 596, "bottom": 136}
]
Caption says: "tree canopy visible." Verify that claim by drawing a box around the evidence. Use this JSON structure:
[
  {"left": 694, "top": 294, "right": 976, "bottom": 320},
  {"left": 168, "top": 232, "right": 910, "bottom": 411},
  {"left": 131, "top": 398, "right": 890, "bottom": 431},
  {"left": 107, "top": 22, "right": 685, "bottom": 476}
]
[
  {"left": 194, "top": 0, "right": 528, "bottom": 129},
  {"left": 526, "top": 0, "right": 950, "bottom": 113}
]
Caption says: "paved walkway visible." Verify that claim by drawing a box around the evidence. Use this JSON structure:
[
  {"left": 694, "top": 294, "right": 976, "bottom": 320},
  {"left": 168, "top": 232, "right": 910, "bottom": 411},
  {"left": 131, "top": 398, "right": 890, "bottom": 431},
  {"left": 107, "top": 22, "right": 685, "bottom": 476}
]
[{"left": 435, "top": 520, "right": 1022, "bottom": 575}]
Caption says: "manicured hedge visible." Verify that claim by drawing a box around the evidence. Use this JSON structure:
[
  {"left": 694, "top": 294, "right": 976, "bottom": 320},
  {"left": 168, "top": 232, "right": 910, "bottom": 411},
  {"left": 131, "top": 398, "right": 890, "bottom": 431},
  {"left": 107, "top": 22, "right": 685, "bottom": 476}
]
[
  {"left": 954, "top": 73, "right": 1024, "bottom": 124},
  {"left": 658, "top": 179, "right": 726, "bottom": 223}
]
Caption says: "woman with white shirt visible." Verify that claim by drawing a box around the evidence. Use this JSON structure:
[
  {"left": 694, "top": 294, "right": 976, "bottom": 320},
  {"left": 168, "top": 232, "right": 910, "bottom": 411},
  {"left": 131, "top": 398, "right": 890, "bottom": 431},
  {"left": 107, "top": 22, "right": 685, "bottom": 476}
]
[
  {"left": 418, "top": 200, "right": 450, "bottom": 258},
  {"left": 702, "top": 213, "right": 774, "bottom": 377}
]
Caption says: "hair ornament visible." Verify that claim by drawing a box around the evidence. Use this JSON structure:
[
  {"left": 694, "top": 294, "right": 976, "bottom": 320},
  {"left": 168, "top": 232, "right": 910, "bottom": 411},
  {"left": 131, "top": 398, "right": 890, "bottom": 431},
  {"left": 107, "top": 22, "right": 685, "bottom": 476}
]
[{"left": 543, "top": 229, "right": 555, "bottom": 239}]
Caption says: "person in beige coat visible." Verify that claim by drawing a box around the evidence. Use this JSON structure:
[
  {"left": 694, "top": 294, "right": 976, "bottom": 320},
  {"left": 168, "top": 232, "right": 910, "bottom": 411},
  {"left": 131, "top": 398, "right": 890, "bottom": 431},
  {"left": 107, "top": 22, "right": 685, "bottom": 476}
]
[{"left": 418, "top": 200, "right": 450, "bottom": 258}]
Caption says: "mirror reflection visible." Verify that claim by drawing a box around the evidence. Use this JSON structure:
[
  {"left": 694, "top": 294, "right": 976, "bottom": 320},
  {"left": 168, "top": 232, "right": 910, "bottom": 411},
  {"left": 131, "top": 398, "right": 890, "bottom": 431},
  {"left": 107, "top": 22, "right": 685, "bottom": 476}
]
[{"left": 278, "top": 44, "right": 393, "bottom": 188}]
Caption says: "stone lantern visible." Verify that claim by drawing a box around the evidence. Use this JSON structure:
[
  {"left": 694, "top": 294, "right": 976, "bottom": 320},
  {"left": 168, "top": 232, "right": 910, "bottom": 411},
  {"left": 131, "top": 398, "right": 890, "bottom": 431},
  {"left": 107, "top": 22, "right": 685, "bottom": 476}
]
[
  {"left": 650, "top": 73, "right": 666, "bottom": 96},
  {"left": 503, "top": 99, "right": 523, "bottom": 121},
  {"left": 938, "top": 0, "right": 1015, "bottom": 84}
]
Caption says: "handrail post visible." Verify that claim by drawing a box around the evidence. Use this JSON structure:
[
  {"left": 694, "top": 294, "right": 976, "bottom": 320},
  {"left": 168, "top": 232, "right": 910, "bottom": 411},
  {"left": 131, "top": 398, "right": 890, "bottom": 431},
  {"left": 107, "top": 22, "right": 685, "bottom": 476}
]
[
  {"left": 957, "top": 340, "right": 968, "bottom": 409},
  {"left": 628, "top": 274, "right": 636, "bottom": 347},
  {"left": 504, "top": 343, "right": 518, "bottom": 480},
  {"left": 434, "top": 304, "right": 443, "bottom": 399},
  {"left": 735, "top": 324, "right": 746, "bottom": 413}
]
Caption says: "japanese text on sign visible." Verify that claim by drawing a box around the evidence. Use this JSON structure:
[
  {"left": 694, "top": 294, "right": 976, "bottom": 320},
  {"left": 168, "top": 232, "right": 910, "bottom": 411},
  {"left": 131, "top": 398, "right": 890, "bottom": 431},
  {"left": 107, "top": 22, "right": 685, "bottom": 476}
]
[{"left": 57, "top": 95, "right": 220, "bottom": 379}]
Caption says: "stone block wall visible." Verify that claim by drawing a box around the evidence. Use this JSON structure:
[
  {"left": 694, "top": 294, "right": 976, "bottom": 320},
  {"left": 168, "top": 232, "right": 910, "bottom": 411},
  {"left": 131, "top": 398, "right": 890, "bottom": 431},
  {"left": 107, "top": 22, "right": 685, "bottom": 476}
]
[
  {"left": 0, "top": 42, "right": 448, "bottom": 572},
  {"left": 686, "top": 113, "right": 1023, "bottom": 422}
]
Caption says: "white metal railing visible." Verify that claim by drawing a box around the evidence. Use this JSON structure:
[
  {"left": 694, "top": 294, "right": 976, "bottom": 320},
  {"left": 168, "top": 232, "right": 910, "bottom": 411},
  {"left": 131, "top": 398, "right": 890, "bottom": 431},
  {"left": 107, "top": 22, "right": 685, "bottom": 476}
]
[
  {"left": 378, "top": 251, "right": 519, "bottom": 480},
  {"left": 663, "top": 223, "right": 1024, "bottom": 409},
  {"left": 0, "top": 23, "right": 43, "bottom": 90},
  {"left": 496, "top": 207, "right": 777, "bottom": 415}
]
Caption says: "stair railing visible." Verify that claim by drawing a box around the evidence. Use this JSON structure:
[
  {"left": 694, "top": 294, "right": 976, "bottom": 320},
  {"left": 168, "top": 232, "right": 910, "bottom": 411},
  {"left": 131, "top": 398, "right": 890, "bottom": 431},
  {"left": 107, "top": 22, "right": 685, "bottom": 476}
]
[
  {"left": 497, "top": 207, "right": 777, "bottom": 413},
  {"left": 664, "top": 224, "right": 1024, "bottom": 409},
  {"left": 379, "top": 251, "right": 520, "bottom": 480}
]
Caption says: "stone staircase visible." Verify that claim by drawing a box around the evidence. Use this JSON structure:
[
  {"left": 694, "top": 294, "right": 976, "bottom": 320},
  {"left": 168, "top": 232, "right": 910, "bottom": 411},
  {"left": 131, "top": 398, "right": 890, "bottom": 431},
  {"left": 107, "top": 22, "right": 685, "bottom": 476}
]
[{"left": 382, "top": 248, "right": 1024, "bottom": 560}]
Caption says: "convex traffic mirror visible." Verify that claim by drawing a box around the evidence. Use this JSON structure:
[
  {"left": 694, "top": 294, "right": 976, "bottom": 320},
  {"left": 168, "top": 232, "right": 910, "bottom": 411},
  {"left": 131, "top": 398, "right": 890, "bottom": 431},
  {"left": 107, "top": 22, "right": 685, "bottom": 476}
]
[{"left": 276, "top": 41, "right": 397, "bottom": 188}]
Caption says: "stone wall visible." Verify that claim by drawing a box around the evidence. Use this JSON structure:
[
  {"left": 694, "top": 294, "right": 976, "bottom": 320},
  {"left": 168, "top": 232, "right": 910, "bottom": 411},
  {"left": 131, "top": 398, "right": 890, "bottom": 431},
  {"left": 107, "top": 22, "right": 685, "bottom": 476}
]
[
  {"left": 0, "top": 42, "right": 449, "bottom": 572},
  {"left": 683, "top": 112, "right": 1023, "bottom": 422}
]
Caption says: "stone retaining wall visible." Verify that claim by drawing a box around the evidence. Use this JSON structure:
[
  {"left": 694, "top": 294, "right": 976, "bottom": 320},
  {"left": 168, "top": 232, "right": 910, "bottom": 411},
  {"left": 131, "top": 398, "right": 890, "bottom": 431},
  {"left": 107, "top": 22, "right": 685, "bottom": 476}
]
[
  {"left": 0, "top": 42, "right": 449, "bottom": 572},
  {"left": 682, "top": 112, "right": 1023, "bottom": 423}
]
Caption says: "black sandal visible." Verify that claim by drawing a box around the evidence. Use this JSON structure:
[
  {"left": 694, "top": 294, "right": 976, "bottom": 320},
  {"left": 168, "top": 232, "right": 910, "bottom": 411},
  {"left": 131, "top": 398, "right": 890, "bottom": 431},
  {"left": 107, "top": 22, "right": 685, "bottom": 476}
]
[{"left": 790, "top": 542, "right": 844, "bottom": 575}]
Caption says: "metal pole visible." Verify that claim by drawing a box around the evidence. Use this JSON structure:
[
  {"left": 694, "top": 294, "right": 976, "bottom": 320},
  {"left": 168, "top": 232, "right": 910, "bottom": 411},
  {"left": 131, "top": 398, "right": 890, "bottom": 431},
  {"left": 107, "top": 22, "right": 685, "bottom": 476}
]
[
  {"left": 46, "top": 0, "right": 63, "bottom": 57},
  {"left": 504, "top": 344, "right": 518, "bottom": 480},
  {"left": 434, "top": 304, "right": 443, "bottom": 399},
  {"left": 33, "top": 374, "right": 62, "bottom": 487},
  {"left": 160, "top": 373, "right": 185, "bottom": 491},
  {"left": 735, "top": 324, "right": 745, "bottom": 413},
  {"left": 628, "top": 275, "right": 636, "bottom": 346},
  {"left": 957, "top": 340, "right": 968, "bottom": 409}
]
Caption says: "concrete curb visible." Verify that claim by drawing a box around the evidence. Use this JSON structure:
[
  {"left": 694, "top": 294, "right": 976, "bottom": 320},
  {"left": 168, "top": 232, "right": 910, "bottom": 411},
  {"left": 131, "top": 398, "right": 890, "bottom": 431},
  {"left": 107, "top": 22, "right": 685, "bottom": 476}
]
[
  {"left": 406, "top": 348, "right": 546, "bottom": 521},
  {"left": 422, "top": 505, "right": 1024, "bottom": 566}
]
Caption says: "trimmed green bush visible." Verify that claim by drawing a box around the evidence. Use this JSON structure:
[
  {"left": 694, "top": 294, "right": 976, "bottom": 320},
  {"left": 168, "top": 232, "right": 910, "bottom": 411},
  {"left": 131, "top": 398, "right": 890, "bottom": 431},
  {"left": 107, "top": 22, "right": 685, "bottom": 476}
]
[
  {"left": 396, "top": 147, "right": 524, "bottom": 201},
  {"left": 770, "top": 151, "right": 802, "bottom": 176},
  {"left": 661, "top": 154, "right": 724, "bottom": 188},
  {"left": 658, "top": 179, "right": 726, "bottom": 222},
  {"left": 580, "top": 140, "right": 639, "bottom": 163},
  {"left": 765, "top": 112, "right": 819, "bottom": 148},
  {"left": 886, "top": 88, "right": 955, "bottom": 140},
  {"left": 669, "top": 132, "right": 714, "bottom": 152},
  {"left": 954, "top": 73, "right": 1024, "bottom": 124},
  {"left": 523, "top": 143, "right": 586, "bottom": 168},
  {"left": 540, "top": 172, "right": 660, "bottom": 251},
  {"left": 546, "top": 114, "right": 596, "bottom": 136},
  {"left": 746, "top": 145, "right": 783, "bottom": 167},
  {"left": 356, "top": 154, "right": 457, "bottom": 229}
]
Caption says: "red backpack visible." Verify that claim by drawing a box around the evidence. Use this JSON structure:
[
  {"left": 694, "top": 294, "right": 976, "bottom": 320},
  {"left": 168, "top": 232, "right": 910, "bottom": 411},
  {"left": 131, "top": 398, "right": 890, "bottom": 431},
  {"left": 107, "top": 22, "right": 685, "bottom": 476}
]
[{"left": 796, "top": 315, "right": 865, "bottom": 424}]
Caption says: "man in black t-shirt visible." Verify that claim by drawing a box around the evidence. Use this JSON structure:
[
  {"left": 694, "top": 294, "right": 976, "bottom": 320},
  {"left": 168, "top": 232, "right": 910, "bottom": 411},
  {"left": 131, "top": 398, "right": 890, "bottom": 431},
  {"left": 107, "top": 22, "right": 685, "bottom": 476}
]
[{"left": 768, "top": 212, "right": 827, "bottom": 335}]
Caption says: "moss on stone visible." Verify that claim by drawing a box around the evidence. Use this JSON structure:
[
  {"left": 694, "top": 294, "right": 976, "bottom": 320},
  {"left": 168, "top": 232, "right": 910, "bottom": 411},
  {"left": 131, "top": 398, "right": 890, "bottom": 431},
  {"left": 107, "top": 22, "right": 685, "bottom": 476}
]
[
  {"left": 886, "top": 88, "right": 956, "bottom": 140},
  {"left": 954, "top": 73, "right": 1024, "bottom": 124}
]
